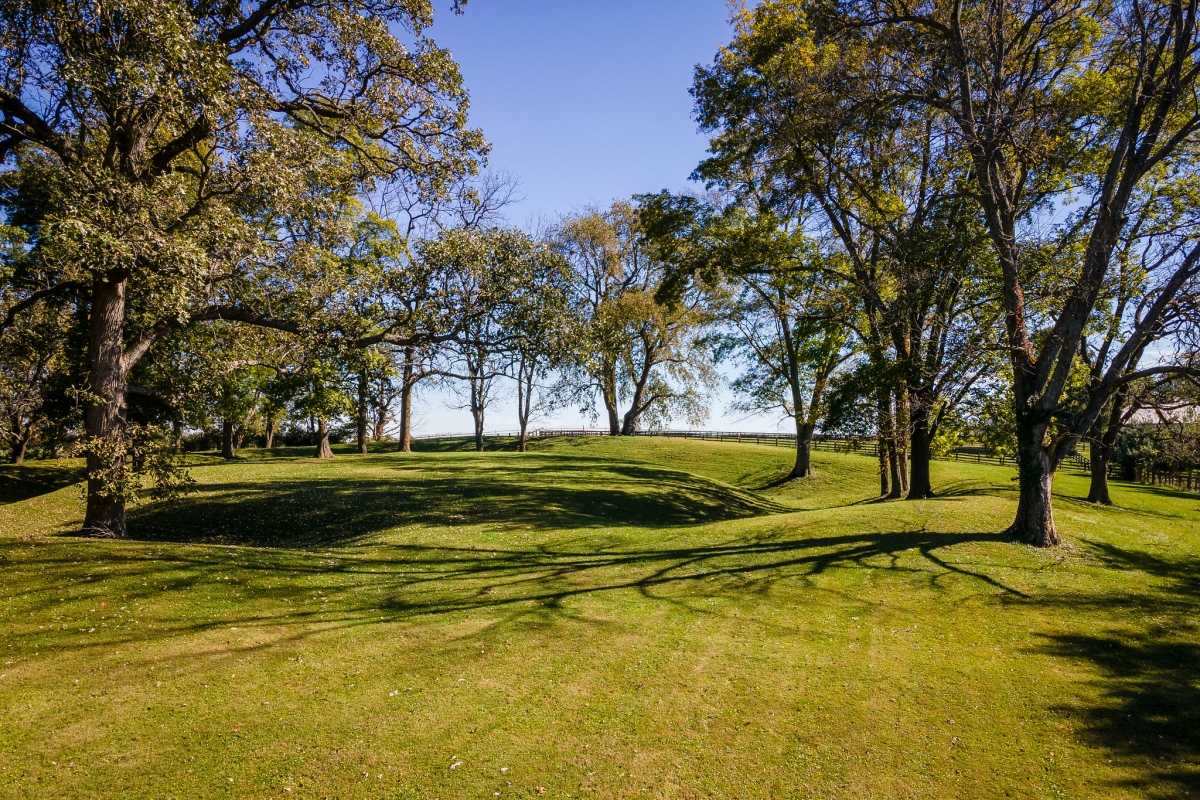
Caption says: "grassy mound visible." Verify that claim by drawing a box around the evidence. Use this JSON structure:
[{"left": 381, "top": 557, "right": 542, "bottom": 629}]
[{"left": 0, "top": 437, "right": 1197, "bottom": 798}]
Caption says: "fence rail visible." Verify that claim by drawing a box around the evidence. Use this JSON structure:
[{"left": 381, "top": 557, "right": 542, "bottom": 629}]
[{"left": 529, "top": 428, "right": 1035, "bottom": 468}]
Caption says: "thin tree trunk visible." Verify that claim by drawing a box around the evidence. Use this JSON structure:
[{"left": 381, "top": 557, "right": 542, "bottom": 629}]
[
  {"left": 372, "top": 372, "right": 388, "bottom": 441},
  {"left": 264, "top": 419, "right": 275, "bottom": 449},
  {"left": 1008, "top": 418, "right": 1060, "bottom": 547},
  {"left": 876, "top": 392, "right": 891, "bottom": 497},
  {"left": 469, "top": 364, "right": 485, "bottom": 452},
  {"left": 398, "top": 347, "right": 415, "bottom": 452},
  {"left": 221, "top": 419, "right": 236, "bottom": 460},
  {"left": 517, "top": 358, "right": 532, "bottom": 453},
  {"left": 356, "top": 370, "right": 369, "bottom": 455},
  {"left": 313, "top": 418, "right": 334, "bottom": 459},
  {"left": 82, "top": 276, "right": 129, "bottom": 538},
  {"left": 894, "top": 386, "right": 910, "bottom": 495}
]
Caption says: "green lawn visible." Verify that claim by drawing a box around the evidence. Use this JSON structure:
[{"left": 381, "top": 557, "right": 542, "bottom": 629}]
[{"left": 0, "top": 436, "right": 1197, "bottom": 798}]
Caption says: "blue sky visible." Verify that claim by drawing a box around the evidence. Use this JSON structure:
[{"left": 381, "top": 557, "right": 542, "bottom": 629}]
[
  {"left": 429, "top": 0, "right": 733, "bottom": 222},
  {"left": 413, "top": 1, "right": 782, "bottom": 435}
]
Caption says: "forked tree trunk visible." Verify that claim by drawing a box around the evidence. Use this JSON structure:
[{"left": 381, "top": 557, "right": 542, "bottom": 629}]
[
  {"left": 9, "top": 419, "right": 29, "bottom": 464},
  {"left": 221, "top": 419, "right": 236, "bottom": 460},
  {"left": 1008, "top": 419, "right": 1060, "bottom": 547},
  {"left": 356, "top": 370, "right": 369, "bottom": 455},
  {"left": 313, "top": 418, "right": 334, "bottom": 459},
  {"left": 907, "top": 401, "right": 935, "bottom": 500},
  {"left": 82, "top": 277, "right": 129, "bottom": 538},
  {"left": 264, "top": 419, "right": 275, "bottom": 449}
]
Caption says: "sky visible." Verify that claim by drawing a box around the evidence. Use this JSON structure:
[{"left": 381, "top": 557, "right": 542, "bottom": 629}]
[{"left": 410, "top": 1, "right": 786, "bottom": 435}]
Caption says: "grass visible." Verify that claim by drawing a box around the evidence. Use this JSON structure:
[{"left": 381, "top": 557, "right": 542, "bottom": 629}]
[{"left": 0, "top": 435, "right": 1198, "bottom": 798}]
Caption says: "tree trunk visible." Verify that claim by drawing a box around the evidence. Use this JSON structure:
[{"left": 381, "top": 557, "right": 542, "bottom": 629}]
[
  {"left": 517, "top": 361, "right": 531, "bottom": 453},
  {"left": 472, "top": 408, "right": 485, "bottom": 452},
  {"left": 887, "top": 440, "right": 904, "bottom": 499},
  {"left": 876, "top": 393, "right": 891, "bottom": 497},
  {"left": 894, "top": 387, "right": 910, "bottom": 496},
  {"left": 1008, "top": 419, "right": 1060, "bottom": 547},
  {"left": 398, "top": 382, "right": 413, "bottom": 452},
  {"left": 82, "top": 277, "right": 129, "bottom": 538},
  {"left": 10, "top": 434, "right": 28, "bottom": 465},
  {"left": 221, "top": 419, "right": 236, "bottom": 460},
  {"left": 313, "top": 418, "right": 334, "bottom": 459},
  {"left": 356, "top": 370, "right": 369, "bottom": 455},
  {"left": 791, "top": 421, "right": 814, "bottom": 478},
  {"left": 372, "top": 370, "right": 389, "bottom": 441},
  {"left": 1087, "top": 440, "right": 1112, "bottom": 505},
  {"left": 906, "top": 402, "right": 935, "bottom": 500},
  {"left": 603, "top": 384, "right": 620, "bottom": 436},
  {"left": 398, "top": 347, "right": 415, "bottom": 452},
  {"left": 1087, "top": 399, "right": 1126, "bottom": 505},
  {"left": 264, "top": 419, "right": 275, "bottom": 449}
]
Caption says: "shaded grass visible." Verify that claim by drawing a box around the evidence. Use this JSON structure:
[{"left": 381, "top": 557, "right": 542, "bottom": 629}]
[{"left": 0, "top": 437, "right": 1198, "bottom": 798}]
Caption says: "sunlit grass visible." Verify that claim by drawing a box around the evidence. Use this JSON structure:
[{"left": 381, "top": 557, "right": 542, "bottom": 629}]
[{"left": 0, "top": 436, "right": 1197, "bottom": 798}]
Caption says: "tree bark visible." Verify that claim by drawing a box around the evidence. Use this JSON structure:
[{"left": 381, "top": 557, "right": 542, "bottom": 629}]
[
  {"left": 10, "top": 433, "right": 28, "bottom": 465},
  {"left": 602, "top": 376, "right": 620, "bottom": 436},
  {"left": 791, "top": 421, "right": 813, "bottom": 478},
  {"left": 876, "top": 392, "right": 891, "bottom": 497},
  {"left": 264, "top": 419, "right": 275, "bottom": 449},
  {"left": 221, "top": 419, "right": 236, "bottom": 460},
  {"left": 906, "top": 400, "right": 935, "bottom": 500},
  {"left": 82, "top": 276, "right": 129, "bottom": 538},
  {"left": 1008, "top": 419, "right": 1060, "bottom": 547},
  {"left": 356, "top": 370, "right": 369, "bottom": 455},
  {"left": 313, "top": 418, "right": 334, "bottom": 459},
  {"left": 894, "top": 387, "right": 910, "bottom": 496},
  {"left": 398, "top": 347, "right": 414, "bottom": 452},
  {"left": 1087, "top": 437, "right": 1112, "bottom": 506}
]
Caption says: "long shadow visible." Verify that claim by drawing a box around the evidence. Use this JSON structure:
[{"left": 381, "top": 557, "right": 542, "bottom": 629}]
[
  {"left": 1038, "top": 630, "right": 1200, "bottom": 798},
  {"left": 1028, "top": 537, "right": 1200, "bottom": 797},
  {"left": 5, "top": 526, "right": 1020, "bottom": 646},
  {"left": 123, "top": 457, "right": 786, "bottom": 547},
  {"left": 0, "top": 461, "right": 85, "bottom": 505}
]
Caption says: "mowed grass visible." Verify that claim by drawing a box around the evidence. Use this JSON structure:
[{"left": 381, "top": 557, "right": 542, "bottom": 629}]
[{"left": 0, "top": 436, "right": 1197, "bottom": 799}]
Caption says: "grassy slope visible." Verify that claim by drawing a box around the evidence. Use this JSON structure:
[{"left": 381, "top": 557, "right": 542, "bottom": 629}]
[{"left": 0, "top": 437, "right": 1197, "bottom": 799}]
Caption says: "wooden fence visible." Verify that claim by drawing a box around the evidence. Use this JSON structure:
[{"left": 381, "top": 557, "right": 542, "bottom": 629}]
[{"left": 530, "top": 428, "right": 1033, "bottom": 468}]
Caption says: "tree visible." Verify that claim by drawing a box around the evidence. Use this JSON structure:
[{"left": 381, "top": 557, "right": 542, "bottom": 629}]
[
  {"left": 641, "top": 195, "right": 854, "bottom": 478},
  {"left": 556, "top": 202, "right": 714, "bottom": 435},
  {"left": 695, "top": 0, "right": 1200, "bottom": 542},
  {"left": 504, "top": 244, "right": 574, "bottom": 452},
  {"left": 691, "top": 26, "right": 999, "bottom": 499},
  {"left": 0, "top": 0, "right": 483, "bottom": 536}
]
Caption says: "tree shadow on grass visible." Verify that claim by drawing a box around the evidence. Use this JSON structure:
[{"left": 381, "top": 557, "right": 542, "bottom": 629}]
[
  {"left": 11, "top": 525, "right": 1022, "bottom": 641},
  {"left": 1037, "top": 630, "right": 1200, "bottom": 798},
  {"left": 0, "top": 461, "right": 85, "bottom": 505},
  {"left": 1033, "top": 538, "right": 1200, "bottom": 798},
  {"left": 122, "top": 457, "right": 787, "bottom": 547}
]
